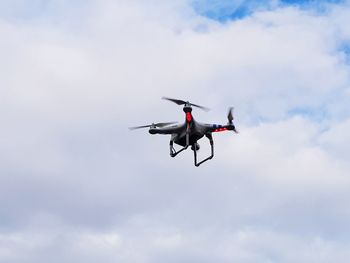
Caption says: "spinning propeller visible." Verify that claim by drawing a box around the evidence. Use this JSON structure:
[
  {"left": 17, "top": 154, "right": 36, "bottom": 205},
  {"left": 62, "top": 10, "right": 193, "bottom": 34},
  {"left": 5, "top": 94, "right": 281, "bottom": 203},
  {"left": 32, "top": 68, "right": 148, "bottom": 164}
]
[
  {"left": 227, "top": 107, "right": 238, "bottom": 133},
  {"left": 129, "top": 122, "right": 177, "bottom": 130},
  {"left": 162, "top": 97, "right": 210, "bottom": 112},
  {"left": 227, "top": 107, "right": 234, "bottom": 124}
]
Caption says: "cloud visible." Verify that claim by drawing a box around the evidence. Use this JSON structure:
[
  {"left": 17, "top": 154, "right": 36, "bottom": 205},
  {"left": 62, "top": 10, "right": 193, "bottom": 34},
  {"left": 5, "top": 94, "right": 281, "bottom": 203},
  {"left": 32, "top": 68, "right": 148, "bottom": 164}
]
[{"left": 1, "top": 0, "right": 350, "bottom": 262}]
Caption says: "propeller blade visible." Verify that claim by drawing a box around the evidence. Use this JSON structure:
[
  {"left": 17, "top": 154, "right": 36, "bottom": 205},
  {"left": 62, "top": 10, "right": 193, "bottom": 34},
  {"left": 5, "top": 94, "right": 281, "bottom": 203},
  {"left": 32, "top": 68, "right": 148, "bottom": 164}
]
[
  {"left": 227, "top": 107, "right": 234, "bottom": 124},
  {"left": 129, "top": 121, "right": 177, "bottom": 130},
  {"left": 162, "top": 97, "right": 186, "bottom": 105},
  {"left": 162, "top": 97, "right": 210, "bottom": 111},
  {"left": 129, "top": 124, "right": 153, "bottom": 130},
  {"left": 190, "top": 103, "right": 210, "bottom": 112}
]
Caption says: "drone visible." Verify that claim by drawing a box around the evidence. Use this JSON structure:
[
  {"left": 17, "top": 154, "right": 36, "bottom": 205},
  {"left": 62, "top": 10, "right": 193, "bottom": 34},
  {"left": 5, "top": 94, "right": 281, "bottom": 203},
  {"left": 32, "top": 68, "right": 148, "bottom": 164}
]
[{"left": 129, "top": 97, "right": 238, "bottom": 167}]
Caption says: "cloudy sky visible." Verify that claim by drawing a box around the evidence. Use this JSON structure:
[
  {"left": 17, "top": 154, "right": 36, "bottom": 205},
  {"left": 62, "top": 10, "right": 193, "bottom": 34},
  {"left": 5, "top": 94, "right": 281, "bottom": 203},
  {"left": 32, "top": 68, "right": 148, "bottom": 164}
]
[{"left": 1, "top": 0, "right": 350, "bottom": 262}]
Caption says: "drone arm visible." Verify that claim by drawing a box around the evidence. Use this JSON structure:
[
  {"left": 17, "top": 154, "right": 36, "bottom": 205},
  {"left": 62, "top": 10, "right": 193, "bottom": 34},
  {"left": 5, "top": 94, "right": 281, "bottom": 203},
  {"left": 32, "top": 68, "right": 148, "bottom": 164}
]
[
  {"left": 208, "top": 124, "right": 237, "bottom": 133},
  {"left": 151, "top": 124, "right": 184, "bottom": 135}
]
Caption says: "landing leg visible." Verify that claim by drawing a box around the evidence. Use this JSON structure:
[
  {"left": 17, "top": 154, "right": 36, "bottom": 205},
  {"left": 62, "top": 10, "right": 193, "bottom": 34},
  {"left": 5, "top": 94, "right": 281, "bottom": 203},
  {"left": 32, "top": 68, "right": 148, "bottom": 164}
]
[
  {"left": 194, "top": 133, "right": 214, "bottom": 167},
  {"left": 169, "top": 132, "right": 190, "bottom": 157},
  {"left": 170, "top": 141, "right": 176, "bottom": 157}
]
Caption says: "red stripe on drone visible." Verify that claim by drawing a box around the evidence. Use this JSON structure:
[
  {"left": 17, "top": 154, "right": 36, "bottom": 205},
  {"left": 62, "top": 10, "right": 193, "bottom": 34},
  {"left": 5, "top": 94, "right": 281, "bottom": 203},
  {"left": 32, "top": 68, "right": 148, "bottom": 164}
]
[
  {"left": 186, "top": 112, "right": 192, "bottom": 122},
  {"left": 213, "top": 127, "right": 228, "bottom": 132}
]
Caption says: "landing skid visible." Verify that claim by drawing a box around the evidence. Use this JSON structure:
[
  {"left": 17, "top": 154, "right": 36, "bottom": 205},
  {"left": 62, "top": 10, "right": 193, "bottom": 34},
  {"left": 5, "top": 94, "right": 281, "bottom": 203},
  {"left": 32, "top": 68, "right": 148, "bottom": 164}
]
[
  {"left": 193, "top": 133, "right": 214, "bottom": 167},
  {"left": 169, "top": 133, "right": 214, "bottom": 167},
  {"left": 170, "top": 130, "right": 190, "bottom": 157}
]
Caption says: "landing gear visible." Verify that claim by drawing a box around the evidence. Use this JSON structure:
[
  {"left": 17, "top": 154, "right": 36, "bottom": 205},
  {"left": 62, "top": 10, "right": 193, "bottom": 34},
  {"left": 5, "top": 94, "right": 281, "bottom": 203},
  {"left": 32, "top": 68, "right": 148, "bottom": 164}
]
[
  {"left": 170, "top": 140, "right": 189, "bottom": 157},
  {"left": 169, "top": 130, "right": 190, "bottom": 157},
  {"left": 193, "top": 133, "right": 214, "bottom": 167},
  {"left": 169, "top": 133, "right": 214, "bottom": 167}
]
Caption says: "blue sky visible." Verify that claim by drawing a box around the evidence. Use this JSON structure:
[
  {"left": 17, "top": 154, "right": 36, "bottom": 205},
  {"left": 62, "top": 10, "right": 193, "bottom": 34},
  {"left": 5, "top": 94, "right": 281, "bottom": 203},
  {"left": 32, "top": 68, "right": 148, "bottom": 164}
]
[
  {"left": 192, "top": 0, "right": 350, "bottom": 124},
  {"left": 192, "top": 0, "right": 344, "bottom": 21}
]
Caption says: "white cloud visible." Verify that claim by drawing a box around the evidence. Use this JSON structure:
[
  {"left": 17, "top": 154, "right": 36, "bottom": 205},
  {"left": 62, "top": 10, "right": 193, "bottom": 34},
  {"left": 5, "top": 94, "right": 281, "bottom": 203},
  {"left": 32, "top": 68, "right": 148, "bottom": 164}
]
[{"left": 1, "top": 0, "right": 350, "bottom": 262}]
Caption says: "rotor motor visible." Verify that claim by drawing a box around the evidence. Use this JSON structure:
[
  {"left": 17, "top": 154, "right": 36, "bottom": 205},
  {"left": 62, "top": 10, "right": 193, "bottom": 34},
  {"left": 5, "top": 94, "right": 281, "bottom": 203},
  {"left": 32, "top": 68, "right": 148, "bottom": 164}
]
[{"left": 183, "top": 104, "right": 192, "bottom": 113}]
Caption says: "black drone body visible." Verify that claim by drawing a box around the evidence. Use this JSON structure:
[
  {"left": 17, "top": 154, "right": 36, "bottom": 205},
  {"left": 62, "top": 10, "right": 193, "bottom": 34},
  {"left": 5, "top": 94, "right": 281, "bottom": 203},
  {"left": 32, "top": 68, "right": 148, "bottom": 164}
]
[{"left": 130, "top": 97, "right": 238, "bottom": 166}]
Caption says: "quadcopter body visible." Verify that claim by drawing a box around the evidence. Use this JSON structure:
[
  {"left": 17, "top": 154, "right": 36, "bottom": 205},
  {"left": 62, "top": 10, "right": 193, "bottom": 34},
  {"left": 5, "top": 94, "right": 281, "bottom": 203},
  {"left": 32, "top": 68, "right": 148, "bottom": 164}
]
[{"left": 130, "top": 97, "right": 238, "bottom": 166}]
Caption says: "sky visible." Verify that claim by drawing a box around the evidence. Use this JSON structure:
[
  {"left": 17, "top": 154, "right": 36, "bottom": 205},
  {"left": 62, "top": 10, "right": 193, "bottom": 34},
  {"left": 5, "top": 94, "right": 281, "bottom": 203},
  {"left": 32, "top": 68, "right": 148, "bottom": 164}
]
[{"left": 1, "top": 0, "right": 350, "bottom": 262}]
